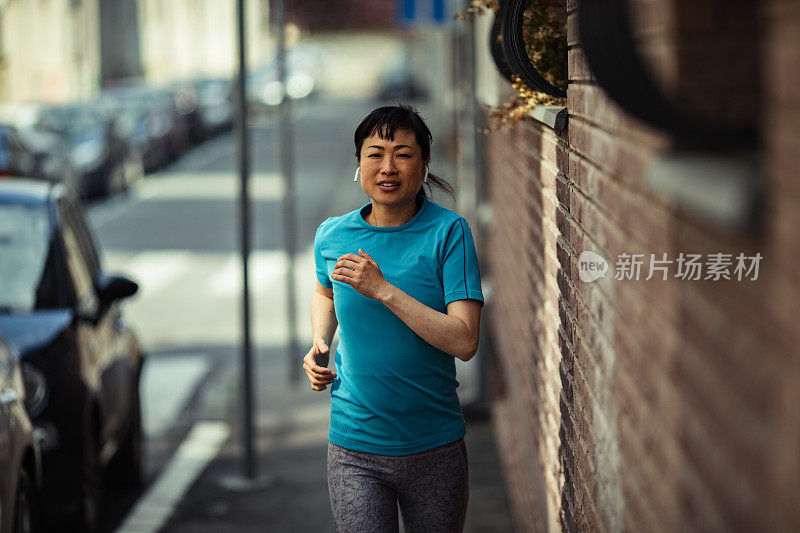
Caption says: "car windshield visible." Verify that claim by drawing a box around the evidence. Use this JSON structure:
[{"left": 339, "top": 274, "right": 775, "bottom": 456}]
[
  {"left": 0, "top": 129, "right": 12, "bottom": 169},
  {"left": 0, "top": 203, "right": 58, "bottom": 312},
  {"left": 38, "top": 107, "right": 100, "bottom": 144}
]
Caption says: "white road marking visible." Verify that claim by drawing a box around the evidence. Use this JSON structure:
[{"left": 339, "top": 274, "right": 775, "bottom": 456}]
[
  {"left": 115, "top": 251, "right": 194, "bottom": 297},
  {"left": 207, "top": 251, "right": 288, "bottom": 297},
  {"left": 105, "top": 248, "right": 302, "bottom": 300},
  {"left": 87, "top": 170, "right": 283, "bottom": 229},
  {"left": 100, "top": 245, "right": 314, "bottom": 347},
  {"left": 205, "top": 256, "right": 240, "bottom": 297},
  {"left": 141, "top": 354, "right": 213, "bottom": 438},
  {"left": 115, "top": 421, "right": 230, "bottom": 533},
  {"left": 135, "top": 172, "right": 284, "bottom": 201}
]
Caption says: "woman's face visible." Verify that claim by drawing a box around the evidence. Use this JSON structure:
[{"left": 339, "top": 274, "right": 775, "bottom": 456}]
[{"left": 358, "top": 128, "right": 427, "bottom": 209}]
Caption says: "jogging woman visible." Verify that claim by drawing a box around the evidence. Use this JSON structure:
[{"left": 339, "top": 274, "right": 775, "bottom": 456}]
[{"left": 304, "top": 104, "right": 484, "bottom": 533}]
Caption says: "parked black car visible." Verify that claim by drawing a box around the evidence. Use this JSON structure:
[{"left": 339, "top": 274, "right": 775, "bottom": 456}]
[
  {"left": 0, "top": 107, "right": 81, "bottom": 194},
  {"left": 96, "top": 91, "right": 171, "bottom": 175},
  {"left": 137, "top": 89, "right": 190, "bottom": 162},
  {"left": 0, "top": 124, "right": 36, "bottom": 179},
  {"left": 16, "top": 127, "right": 81, "bottom": 193},
  {"left": 33, "top": 104, "right": 132, "bottom": 199},
  {"left": 166, "top": 81, "right": 206, "bottom": 144},
  {"left": 0, "top": 179, "right": 144, "bottom": 532},
  {"left": 0, "top": 334, "right": 41, "bottom": 533},
  {"left": 193, "top": 78, "right": 233, "bottom": 136}
]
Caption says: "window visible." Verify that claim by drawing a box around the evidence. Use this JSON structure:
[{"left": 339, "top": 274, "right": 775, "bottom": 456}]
[
  {"left": 0, "top": 203, "right": 58, "bottom": 311},
  {"left": 59, "top": 202, "right": 98, "bottom": 315}
]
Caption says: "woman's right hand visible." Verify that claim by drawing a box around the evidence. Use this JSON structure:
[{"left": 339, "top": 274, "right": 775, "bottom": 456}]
[{"left": 303, "top": 339, "right": 337, "bottom": 391}]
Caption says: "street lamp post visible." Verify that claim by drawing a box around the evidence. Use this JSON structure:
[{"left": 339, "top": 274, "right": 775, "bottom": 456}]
[
  {"left": 275, "top": 0, "right": 300, "bottom": 385},
  {"left": 236, "top": 0, "right": 256, "bottom": 480}
]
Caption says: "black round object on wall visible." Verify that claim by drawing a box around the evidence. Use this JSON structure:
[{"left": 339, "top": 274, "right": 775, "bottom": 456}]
[
  {"left": 490, "top": 8, "right": 516, "bottom": 84},
  {"left": 576, "top": 0, "right": 756, "bottom": 150},
  {"left": 500, "top": 0, "right": 566, "bottom": 98}
]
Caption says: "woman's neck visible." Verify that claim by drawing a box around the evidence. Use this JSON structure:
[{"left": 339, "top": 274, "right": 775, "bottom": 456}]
[{"left": 367, "top": 198, "right": 421, "bottom": 227}]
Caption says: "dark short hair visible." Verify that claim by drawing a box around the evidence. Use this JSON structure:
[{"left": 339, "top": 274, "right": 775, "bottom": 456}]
[
  {"left": 353, "top": 104, "right": 454, "bottom": 199},
  {"left": 354, "top": 104, "right": 432, "bottom": 162}
]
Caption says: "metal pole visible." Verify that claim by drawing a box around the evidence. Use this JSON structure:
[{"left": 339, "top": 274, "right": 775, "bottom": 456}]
[
  {"left": 236, "top": 0, "right": 256, "bottom": 479},
  {"left": 470, "top": 15, "right": 490, "bottom": 410},
  {"left": 275, "top": 0, "right": 300, "bottom": 384}
]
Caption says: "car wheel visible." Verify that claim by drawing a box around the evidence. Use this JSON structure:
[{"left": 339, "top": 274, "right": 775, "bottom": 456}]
[
  {"left": 73, "top": 422, "right": 102, "bottom": 533},
  {"left": 13, "top": 469, "right": 38, "bottom": 533},
  {"left": 126, "top": 153, "right": 145, "bottom": 189},
  {"left": 106, "top": 164, "right": 125, "bottom": 197},
  {"left": 78, "top": 177, "right": 91, "bottom": 201},
  {"left": 111, "top": 388, "right": 143, "bottom": 487}
]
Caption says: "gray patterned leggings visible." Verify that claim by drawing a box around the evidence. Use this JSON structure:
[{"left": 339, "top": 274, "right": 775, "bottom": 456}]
[{"left": 327, "top": 438, "right": 469, "bottom": 533}]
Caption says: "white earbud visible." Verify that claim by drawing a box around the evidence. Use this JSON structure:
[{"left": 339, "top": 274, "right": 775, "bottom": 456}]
[
  {"left": 424, "top": 166, "right": 429, "bottom": 184},
  {"left": 353, "top": 167, "right": 360, "bottom": 182}
]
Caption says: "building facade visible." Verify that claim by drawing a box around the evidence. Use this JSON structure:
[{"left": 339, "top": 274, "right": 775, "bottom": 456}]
[
  {"left": 0, "top": 0, "right": 270, "bottom": 103},
  {"left": 0, "top": 0, "right": 101, "bottom": 103}
]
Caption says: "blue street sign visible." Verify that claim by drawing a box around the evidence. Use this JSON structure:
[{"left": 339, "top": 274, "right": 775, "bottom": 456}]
[
  {"left": 433, "top": 0, "right": 444, "bottom": 21},
  {"left": 399, "top": 0, "right": 415, "bottom": 22},
  {"left": 397, "top": 0, "right": 448, "bottom": 26}
]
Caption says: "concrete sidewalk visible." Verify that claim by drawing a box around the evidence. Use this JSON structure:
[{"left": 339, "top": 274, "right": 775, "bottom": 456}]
[{"left": 159, "top": 361, "right": 514, "bottom": 532}]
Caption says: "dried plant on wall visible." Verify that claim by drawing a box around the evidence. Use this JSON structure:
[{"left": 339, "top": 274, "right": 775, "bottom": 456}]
[{"left": 458, "top": 0, "right": 567, "bottom": 130}]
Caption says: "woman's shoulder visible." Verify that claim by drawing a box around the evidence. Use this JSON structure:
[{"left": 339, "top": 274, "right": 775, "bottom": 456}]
[
  {"left": 315, "top": 204, "right": 365, "bottom": 236},
  {"left": 422, "top": 198, "right": 470, "bottom": 228}
]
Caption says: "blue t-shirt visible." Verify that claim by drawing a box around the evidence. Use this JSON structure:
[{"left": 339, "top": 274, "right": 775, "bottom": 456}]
[{"left": 314, "top": 196, "right": 484, "bottom": 455}]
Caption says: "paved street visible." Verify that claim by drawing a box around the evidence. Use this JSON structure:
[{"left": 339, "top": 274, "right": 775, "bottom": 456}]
[{"left": 83, "top": 97, "right": 510, "bottom": 532}]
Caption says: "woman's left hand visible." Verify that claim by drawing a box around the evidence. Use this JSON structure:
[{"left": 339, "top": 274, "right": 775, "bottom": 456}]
[{"left": 332, "top": 249, "right": 391, "bottom": 301}]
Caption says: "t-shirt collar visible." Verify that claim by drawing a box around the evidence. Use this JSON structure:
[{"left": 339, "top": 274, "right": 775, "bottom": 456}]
[{"left": 357, "top": 196, "right": 428, "bottom": 232}]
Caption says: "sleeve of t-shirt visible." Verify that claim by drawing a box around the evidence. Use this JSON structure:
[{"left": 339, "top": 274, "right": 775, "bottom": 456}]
[
  {"left": 441, "top": 217, "right": 484, "bottom": 307},
  {"left": 314, "top": 219, "right": 333, "bottom": 289}
]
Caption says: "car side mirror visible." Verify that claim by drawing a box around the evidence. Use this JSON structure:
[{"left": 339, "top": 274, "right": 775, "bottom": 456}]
[{"left": 96, "top": 273, "right": 139, "bottom": 303}]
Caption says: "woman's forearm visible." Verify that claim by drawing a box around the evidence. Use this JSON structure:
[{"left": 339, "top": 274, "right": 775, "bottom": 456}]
[
  {"left": 378, "top": 284, "right": 477, "bottom": 361},
  {"left": 311, "top": 290, "right": 338, "bottom": 347}
]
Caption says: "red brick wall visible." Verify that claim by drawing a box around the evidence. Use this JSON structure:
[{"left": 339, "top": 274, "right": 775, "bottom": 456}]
[
  {"left": 483, "top": 0, "right": 800, "bottom": 530},
  {"left": 763, "top": 0, "right": 800, "bottom": 526},
  {"left": 487, "top": 117, "right": 567, "bottom": 532}
]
